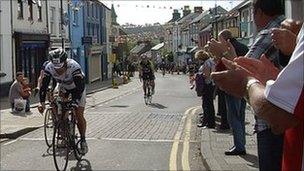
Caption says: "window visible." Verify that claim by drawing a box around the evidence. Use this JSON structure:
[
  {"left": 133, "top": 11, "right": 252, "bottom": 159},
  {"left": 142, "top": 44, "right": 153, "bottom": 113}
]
[
  {"left": 91, "top": 4, "right": 94, "bottom": 17},
  {"left": 50, "top": 7, "right": 56, "bottom": 34},
  {"left": 28, "top": 2, "right": 33, "bottom": 20},
  {"left": 38, "top": 5, "right": 42, "bottom": 21},
  {"left": 87, "top": 23, "right": 90, "bottom": 35},
  {"left": 97, "top": 25, "right": 100, "bottom": 43},
  {"left": 73, "top": 10, "right": 78, "bottom": 25},
  {"left": 87, "top": 3, "right": 90, "bottom": 16},
  {"left": 17, "top": 0, "right": 23, "bottom": 19},
  {"left": 96, "top": 6, "right": 98, "bottom": 18},
  {"left": 92, "top": 24, "right": 95, "bottom": 36},
  {"left": 0, "top": 35, "right": 2, "bottom": 70}
]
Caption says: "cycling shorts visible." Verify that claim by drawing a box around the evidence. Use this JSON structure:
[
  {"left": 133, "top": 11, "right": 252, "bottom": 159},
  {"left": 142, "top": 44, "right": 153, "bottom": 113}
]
[{"left": 142, "top": 73, "right": 155, "bottom": 81}]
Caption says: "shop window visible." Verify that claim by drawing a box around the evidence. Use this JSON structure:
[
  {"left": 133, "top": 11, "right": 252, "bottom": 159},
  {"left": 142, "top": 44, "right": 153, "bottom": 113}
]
[{"left": 17, "top": 0, "right": 23, "bottom": 19}]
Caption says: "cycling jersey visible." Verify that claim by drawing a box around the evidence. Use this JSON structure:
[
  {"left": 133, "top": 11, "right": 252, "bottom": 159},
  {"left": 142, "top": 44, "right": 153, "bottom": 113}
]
[
  {"left": 140, "top": 61, "right": 155, "bottom": 80},
  {"left": 41, "top": 61, "right": 50, "bottom": 71},
  {"left": 40, "top": 59, "right": 86, "bottom": 105}
]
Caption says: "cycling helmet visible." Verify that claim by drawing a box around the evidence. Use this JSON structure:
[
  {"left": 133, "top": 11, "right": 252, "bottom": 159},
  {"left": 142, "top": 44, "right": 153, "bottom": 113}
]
[{"left": 49, "top": 48, "right": 67, "bottom": 69}]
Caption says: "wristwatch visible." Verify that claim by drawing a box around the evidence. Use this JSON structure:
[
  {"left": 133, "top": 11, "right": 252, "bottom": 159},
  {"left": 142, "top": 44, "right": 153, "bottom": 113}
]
[{"left": 245, "top": 78, "right": 261, "bottom": 102}]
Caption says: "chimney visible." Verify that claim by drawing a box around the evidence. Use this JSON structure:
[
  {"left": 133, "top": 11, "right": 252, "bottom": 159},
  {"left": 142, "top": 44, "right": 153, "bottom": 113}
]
[
  {"left": 194, "top": 6, "right": 203, "bottom": 14},
  {"left": 172, "top": 9, "right": 181, "bottom": 21},
  {"left": 183, "top": 5, "right": 191, "bottom": 17}
]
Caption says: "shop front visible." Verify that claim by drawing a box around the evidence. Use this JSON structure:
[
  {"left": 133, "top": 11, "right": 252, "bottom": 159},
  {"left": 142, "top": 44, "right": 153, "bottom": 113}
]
[{"left": 14, "top": 32, "right": 50, "bottom": 88}]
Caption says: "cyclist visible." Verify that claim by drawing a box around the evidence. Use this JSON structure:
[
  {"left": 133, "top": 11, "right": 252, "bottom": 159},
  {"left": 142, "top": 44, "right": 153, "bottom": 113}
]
[
  {"left": 34, "top": 60, "right": 57, "bottom": 96},
  {"left": 139, "top": 54, "right": 155, "bottom": 98},
  {"left": 38, "top": 48, "right": 88, "bottom": 155}
]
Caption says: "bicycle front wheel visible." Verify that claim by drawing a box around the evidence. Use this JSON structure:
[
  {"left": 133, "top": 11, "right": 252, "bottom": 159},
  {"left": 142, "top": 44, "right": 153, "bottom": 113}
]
[
  {"left": 52, "top": 121, "right": 69, "bottom": 171},
  {"left": 44, "top": 108, "right": 54, "bottom": 148}
]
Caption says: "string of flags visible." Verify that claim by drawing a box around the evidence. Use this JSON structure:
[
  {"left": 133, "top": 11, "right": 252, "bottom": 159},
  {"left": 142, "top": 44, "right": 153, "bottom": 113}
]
[{"left": 113, "top": 4, "right": 177, "bottom": 10}]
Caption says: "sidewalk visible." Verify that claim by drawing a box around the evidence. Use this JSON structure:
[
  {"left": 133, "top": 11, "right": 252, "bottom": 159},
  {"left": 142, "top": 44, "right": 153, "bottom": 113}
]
[
  {"left": 0, "top": 77, "right": 123, "bottom": 110},
  {"left": 0, "top": 76, "right": 130, "bottom": 139},
  {"left": 200, "top": 103, "right": 259, "bottom": 170}
]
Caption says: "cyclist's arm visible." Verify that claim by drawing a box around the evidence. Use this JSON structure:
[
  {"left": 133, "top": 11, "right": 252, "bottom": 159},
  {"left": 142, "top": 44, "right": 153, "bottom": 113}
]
[
  {"left": 71, "top": 69, "right": 85, "bottom": 101},
  {"left": 39, "top": 72, "right": 51, "bottom": 104},
  {"left": 150, "top": 61, "right": 155, "bottom": 73},
  {"left": 37, "top": 70, "right": 45, "bottom": 89},
  {"left": 138, "top": 63, "right": 143, "bottom": 78}
]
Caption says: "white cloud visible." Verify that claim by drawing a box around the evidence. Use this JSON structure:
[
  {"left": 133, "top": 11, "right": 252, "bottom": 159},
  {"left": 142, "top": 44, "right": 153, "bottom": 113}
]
[{"left": 103, "top": 0, "right": 243, "bottom": 25}]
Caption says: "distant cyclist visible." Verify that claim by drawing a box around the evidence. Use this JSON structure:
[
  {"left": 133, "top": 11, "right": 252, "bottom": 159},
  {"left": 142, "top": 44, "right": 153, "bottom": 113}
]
[
  {"left": 38, "top": 48, "right": 88, "bottom": 155},
  {"left": 139, "top": 54, "right": 155, "bottom": 98}
]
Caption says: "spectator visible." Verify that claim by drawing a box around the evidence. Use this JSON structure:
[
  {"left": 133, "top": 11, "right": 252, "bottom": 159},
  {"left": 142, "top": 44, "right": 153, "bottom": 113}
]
[
  {"left": 217, "top": 29, "right": 249, "bottom": 155},
  {"left": 195, "top": 50, "right": 216, "bottom": 128},
  {"left": 271, "top": 19, "right": 303, "bottom": 66},
  {"left": 209, "top": 0, "right": 285, "bottom": 169},
  {"left": 211, "top": 23, "right": 303, "bottom": 171},
  {"left": 21, "top": 77, "right": 31, "bottom": 112},
  {"left": 8, "top": 72, "right": 28, "bottom": 112},
  {"left": 205, "top": 44, "right": 230, "bottom": 130}
]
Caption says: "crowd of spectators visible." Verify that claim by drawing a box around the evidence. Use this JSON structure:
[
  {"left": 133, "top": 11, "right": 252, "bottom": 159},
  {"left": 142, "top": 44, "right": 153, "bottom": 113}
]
[{"left": 192, "top": 0, "right": 303, "bottom": 170}]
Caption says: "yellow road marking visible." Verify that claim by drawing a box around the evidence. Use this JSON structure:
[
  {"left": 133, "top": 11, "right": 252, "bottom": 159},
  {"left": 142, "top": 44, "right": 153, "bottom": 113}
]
[
  {"left": 182, "top": 107, "right": 200, "bottom": 171},
  {"left": 169, "top": 107, "right": 195, "bottom": 171}
]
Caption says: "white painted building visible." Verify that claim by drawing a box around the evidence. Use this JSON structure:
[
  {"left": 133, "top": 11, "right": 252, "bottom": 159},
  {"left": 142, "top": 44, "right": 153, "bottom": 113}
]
[
  {"left": 12, "top": 0, "right": 49, "bottom": 87},
  {"left": 0, "top": 0, "right": 13, "bottom": 96},
  {"left": 48, "top": 0, "right": 70, "bottom": 51}
]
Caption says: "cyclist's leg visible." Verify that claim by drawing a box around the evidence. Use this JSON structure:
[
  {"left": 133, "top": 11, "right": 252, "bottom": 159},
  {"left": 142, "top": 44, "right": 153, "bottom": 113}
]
[
  {"left": 151, "top": 75, "right": 155, "bottom": 94},
  {"left": 74, "top": 90, "right": 88, "bottom": 154},
  {"left": 143, "top": 79, "right": 147, "bottom": 97}
]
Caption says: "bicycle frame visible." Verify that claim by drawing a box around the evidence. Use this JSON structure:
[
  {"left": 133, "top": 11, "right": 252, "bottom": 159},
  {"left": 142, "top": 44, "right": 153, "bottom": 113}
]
[{"left": 52, "top": 98, "right": 83, "bottom": 171}]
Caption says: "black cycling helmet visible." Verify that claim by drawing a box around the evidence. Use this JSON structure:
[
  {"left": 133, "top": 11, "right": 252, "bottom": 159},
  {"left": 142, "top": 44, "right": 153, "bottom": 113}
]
[{"left": 49, "top": 48, "right": 67, "bottom": 69}]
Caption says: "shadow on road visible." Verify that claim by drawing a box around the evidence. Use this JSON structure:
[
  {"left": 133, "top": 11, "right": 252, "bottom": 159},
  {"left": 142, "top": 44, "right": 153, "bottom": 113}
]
[
  {"left": 70, "top": 159, "right": 92, "bottom": 171},
  {"left": 109, "top": 105, "right": 129, "bottom": 108},
  {"left": 148, "top": 103, "right": 167, "bottom": 109},
  {"left": 240, "top": 153, "right": 259, "bottom": 168}
]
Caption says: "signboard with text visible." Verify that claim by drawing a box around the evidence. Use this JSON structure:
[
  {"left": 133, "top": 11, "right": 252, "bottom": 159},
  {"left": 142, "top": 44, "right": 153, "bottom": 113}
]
[{"left": 82, "top": 37, "right": 92, "bottom": 45}]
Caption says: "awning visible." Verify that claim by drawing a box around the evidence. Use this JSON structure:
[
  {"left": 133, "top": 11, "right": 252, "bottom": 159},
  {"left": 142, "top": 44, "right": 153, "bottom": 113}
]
[{"left": 151, "top": 42, "right": 164, "bottom": 51}]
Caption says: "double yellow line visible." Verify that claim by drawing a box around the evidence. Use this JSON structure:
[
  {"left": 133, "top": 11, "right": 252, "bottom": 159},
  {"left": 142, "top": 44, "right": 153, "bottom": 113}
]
[{"left": 169, "top": 106, "right": 200, "bottom": 171}]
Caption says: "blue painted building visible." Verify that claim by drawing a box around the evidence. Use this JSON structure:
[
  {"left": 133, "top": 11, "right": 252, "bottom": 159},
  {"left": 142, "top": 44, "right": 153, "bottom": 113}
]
[{"left": 69, "top": 0, "right": 108, "bottom": 83}]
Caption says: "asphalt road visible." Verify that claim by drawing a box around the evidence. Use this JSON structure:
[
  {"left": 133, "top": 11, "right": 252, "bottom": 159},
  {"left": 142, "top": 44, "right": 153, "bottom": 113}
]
[{"left": 1, "top": 73, "right": 205, "bottom": 170}]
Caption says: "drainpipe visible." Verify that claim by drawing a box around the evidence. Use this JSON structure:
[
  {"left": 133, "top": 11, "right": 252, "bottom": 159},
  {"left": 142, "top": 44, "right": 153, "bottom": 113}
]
[
  {"left": 10, "top": 0, "right": 15, "bottom": 79},
  {"left": 45, "top": 0, "right": 49, "bottom": 52}
]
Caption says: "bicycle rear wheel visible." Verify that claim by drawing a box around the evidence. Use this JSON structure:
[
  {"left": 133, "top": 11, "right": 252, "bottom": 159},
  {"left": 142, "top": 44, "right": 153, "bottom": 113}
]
[
  {"left": 53, "top": 120, "right": 69, "bottom": 171},
  {"left": 44, "top": 108, "right": 54, "bottom": 148},
  {"left": 69, "top": 114, "right": 83, "bottom": 161}
]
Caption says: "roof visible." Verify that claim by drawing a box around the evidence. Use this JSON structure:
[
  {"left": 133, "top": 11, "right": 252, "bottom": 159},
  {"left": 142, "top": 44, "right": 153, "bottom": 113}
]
[
  {"left": 200, "top": 24, "right": 212, "bottom": 32},
  {"left": 229, "top": 0, "right": 249, "bottom": 12},
  {"left": 190, "top": 10, "right": 210, "bottom": 24},
  {"left": 177, "top": 13, "right": 200, "bottom": 25},
  {"left": 151, "top": 42, "right": 164, "bottom": 51},
  {"left": 130, "top": 44, "right": 146, "bottom": 54}
]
